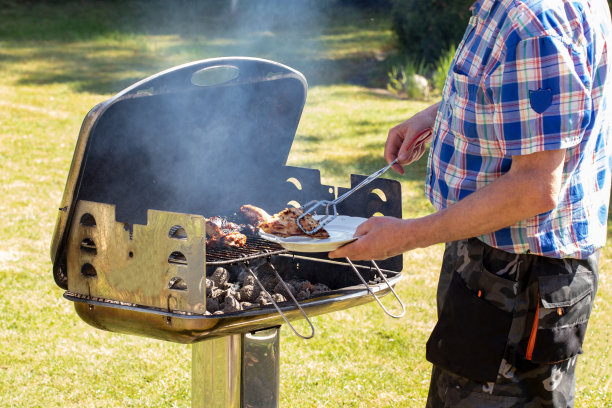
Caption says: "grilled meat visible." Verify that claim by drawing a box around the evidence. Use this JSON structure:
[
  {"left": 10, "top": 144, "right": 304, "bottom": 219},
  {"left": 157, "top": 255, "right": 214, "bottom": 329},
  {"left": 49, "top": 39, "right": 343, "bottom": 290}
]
[
  {"left": 240, "top": 204, "right": 272, "bottom": 226},
  {"left": 205, "top": 216, "right": 247, "bottom": 248},
  {"left": 258, "top": 207, "right": 330, "bottom": 239}
]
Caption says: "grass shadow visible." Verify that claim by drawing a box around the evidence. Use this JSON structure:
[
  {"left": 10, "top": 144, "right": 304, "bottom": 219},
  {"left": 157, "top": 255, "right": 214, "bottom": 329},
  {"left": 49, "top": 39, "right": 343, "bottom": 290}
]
[{"left": 1, "top": 0, "right": 395, "bottom": 94}]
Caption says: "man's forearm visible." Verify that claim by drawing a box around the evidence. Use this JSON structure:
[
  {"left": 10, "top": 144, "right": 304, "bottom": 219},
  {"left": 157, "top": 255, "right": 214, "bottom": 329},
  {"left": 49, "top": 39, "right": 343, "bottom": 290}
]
[{"left": 410, "top": 149, "right": 566, "bottom": 250}]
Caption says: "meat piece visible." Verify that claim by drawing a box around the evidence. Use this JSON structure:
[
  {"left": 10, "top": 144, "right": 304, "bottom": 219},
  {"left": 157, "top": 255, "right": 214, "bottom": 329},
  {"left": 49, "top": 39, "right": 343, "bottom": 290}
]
[
  {"left": 259, "top": 207, "right": 330, "bottom": 239},
  {"left": 205, "top": 216, "right": 247, "bottom": 248},
  {"left": 240, "top": 204, "right": 272, "bottom": 226}
]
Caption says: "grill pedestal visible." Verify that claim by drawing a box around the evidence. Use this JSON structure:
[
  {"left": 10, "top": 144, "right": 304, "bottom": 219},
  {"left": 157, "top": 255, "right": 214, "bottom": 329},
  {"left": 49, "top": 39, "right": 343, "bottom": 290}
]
[{"left": 192, "top": 328, "right": 280, "bottom": 408}]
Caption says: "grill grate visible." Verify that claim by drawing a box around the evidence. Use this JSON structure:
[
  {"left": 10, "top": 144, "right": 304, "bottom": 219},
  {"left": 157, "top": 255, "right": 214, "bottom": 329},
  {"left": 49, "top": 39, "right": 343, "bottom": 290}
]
[{"left": 206, "top": 236, "right": 288, "bottom": 265}]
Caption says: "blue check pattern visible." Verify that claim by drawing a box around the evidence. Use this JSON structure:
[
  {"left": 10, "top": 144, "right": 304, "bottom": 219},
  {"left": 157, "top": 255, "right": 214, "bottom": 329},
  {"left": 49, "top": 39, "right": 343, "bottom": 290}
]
[{"left": 426, "top": 0, "right": 612, "bottom": 258}]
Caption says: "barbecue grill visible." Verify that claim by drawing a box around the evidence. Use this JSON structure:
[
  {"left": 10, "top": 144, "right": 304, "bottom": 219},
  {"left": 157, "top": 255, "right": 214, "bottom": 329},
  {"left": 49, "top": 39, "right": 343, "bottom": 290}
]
[{"left": 51, "top": 57, "right": 405, "bottom": 407}]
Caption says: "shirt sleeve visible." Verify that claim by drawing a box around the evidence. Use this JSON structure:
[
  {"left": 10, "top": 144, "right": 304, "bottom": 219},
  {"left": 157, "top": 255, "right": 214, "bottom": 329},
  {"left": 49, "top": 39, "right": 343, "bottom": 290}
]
[{"left": 487, "top": 35, "right": 591, "bottom": 156}]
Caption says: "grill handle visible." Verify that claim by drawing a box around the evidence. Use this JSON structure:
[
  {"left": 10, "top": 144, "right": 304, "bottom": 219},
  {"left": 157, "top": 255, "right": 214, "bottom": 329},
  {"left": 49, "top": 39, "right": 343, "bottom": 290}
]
[
  {"left": 345, "top": 258, "right": 406, "bottom": 319},
  {"left": 247, "top": 264, "right": 315, "bottom": 340}
]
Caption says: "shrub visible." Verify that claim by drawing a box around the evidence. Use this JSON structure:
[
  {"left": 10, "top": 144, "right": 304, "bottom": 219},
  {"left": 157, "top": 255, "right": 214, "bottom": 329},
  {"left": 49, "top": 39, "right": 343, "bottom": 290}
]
[
  {"left": 390, "top": 0, "right": 472, "bottom": 66},
  {"left": 431, "top": 45, "right": 456, "bottom": 95},
  {"left": 386, "top": 59, "right": 429, "bottom": 100}
]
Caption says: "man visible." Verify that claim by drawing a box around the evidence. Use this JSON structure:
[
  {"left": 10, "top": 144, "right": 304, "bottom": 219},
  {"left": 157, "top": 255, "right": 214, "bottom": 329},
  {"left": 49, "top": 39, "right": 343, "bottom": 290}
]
[{"left": 329, "top": 0, "right": 612, "bottom": 406}]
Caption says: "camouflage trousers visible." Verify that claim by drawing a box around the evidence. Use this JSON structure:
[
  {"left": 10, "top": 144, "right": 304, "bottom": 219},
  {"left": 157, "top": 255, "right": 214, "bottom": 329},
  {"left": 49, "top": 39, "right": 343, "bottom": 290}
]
[{"left": 425, "top": 238, "right": 599, "bottom": 408}]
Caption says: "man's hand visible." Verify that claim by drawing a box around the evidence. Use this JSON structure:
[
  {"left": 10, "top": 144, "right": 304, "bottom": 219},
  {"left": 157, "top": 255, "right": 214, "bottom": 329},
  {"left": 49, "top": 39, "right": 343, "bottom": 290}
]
[
  {"left": 328, "top": 216, "right": 421, "bottom": 260},
  {"left": 385, "top": 102, "right": 440, "bottom": 174}
]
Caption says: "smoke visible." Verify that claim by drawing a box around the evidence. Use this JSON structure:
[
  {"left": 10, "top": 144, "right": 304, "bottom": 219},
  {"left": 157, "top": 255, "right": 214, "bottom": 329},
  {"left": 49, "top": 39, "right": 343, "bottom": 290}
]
[{"left": 75, "top": 1, "right": 342, "bottom": 224}]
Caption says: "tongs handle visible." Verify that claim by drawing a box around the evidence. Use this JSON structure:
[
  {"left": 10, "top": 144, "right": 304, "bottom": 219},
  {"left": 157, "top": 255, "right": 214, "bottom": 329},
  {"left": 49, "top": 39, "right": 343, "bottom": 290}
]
[
  {"left": 333, "top": 158, "right": 398, "bottom": 207},
  {"left": 333, "top": 126, "right": 432, "bottom": 207}
]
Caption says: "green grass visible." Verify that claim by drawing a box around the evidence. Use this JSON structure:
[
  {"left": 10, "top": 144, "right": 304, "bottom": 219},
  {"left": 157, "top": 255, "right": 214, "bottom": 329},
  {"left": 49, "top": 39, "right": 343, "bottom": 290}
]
[{"left": 0, "top": 1, "right": 610, "bottom": 407}]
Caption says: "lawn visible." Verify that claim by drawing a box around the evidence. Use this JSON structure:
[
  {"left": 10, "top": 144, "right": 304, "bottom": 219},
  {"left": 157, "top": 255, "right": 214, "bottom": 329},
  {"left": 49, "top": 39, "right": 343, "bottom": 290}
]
[{"left": 0, "top": 1, "right": 610, "bottom": 407}]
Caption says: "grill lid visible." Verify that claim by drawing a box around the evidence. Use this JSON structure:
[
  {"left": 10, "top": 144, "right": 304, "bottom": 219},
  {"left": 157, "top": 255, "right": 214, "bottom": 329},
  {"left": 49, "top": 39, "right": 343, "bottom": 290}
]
[{"left": 52, "top": 58, "right": 316, "bottom": 283}]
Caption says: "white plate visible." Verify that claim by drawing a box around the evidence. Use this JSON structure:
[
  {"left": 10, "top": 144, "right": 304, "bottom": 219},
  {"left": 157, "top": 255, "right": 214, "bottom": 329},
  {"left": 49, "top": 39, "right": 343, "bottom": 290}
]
[{"left": 258, "top": 215, "right": 365, "bottom": 253}]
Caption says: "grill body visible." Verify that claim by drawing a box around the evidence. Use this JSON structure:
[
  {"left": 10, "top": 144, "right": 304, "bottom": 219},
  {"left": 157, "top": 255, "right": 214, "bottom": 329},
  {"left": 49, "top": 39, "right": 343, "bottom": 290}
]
[{"left": 51, "top": 58, "right": 403, "bottom": 343}]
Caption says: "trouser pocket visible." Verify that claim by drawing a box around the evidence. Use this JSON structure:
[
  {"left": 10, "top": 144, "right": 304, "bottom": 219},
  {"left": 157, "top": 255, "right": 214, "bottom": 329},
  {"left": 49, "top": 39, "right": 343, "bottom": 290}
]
[
  {"left": 523, "top": 271, "right": 596, "bottom": 363},
  {"left": 426, "top": 270, "right": 515, "bottom": 383}
]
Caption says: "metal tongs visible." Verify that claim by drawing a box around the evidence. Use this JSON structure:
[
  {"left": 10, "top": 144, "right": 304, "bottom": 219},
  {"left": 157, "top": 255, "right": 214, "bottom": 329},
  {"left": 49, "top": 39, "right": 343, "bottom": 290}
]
[
  {"left": 296, "top": 158, "right": 399, "bottom": 235},
  {"left": 296, "top": 127, "right": 432, "bottom": 235}
]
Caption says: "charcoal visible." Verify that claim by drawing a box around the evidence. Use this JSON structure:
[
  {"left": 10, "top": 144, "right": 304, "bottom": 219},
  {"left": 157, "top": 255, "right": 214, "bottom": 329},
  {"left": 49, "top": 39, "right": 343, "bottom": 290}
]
[
  {"left": 256, "top": 292, "right": 272, "bottom": 306},
  {"left": 237, "top": 270, "right": 251, "bottom": 284},
  {"left": 205, "top": 278, "right": 214, "bottom": 296},
  {"left": 254, "top": 263, "right": 279, "bottom": 291},
  {"left": 271, "top": 293, "right": 287, "bottom": 303},
  {"left": 223, "top": 295, "right": 242, "bottom": 313},
  {"left": 311, "top": 283, "right": 331, "bottom": 295},
  {"left": 211, "top": 267, "right": 229, "bottom": 287},
  {"left": 243, "top": 275, "right": 256, "bottom": 287},
  {"left": 273, "top": 281, "right": 296, "bottom": 299},
  {"left": 239, "top": 284, "right": 260, "bottom": 303},
  {"left": 225, "top": 288, "right": 239, "bottom": 301},
  {"left": 210, "top": 288, "right": 225, "bottom": 302},
  {"left": 241, "top": 302, "right": 255, "bottom": 310},
  {"left": 213, "top": 310, "right": 224, "bottom": 315},
  {"left": 287, "top": 279, "right": 313, "bottom": 293},
  {"left": 296, "top": 290, "right": 310, "bottom": 300},
  {"left": 206, "top": 297, "right": 220, "bottom": 313}
]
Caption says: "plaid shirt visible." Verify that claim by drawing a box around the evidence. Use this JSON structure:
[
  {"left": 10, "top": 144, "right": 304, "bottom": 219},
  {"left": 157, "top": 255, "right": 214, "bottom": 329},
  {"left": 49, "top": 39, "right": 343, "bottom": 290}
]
[{"left": 426, "top": 0, "right": 612, "bottom": 258}]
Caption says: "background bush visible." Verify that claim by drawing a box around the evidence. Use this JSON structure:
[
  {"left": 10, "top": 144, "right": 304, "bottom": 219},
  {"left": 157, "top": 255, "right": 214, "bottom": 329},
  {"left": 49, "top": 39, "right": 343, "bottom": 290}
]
[{"left": 390, "top": 0, "right": 473, "bottom": 66}]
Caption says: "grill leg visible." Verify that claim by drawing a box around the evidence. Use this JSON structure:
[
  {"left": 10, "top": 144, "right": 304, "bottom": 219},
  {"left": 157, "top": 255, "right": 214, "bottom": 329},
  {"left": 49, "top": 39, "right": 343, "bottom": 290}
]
[
  {"left": 192, "top": 334, "right": 242, "bottom": 408},
  {"left": 191, "top": 327, "right": 280, "bottom": 408}
]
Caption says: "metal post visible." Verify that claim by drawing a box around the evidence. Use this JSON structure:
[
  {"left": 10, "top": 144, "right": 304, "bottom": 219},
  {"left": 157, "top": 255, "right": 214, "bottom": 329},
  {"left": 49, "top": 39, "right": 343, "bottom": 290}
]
[
  {"left": 242, "top": 327, "right": 280, "bottom": 408},
  {"left": 192, "top": 334, "right": 242, "bottom": 408},
  {"left": 191, "top": 327, "right": 280, "bottom": 408}
]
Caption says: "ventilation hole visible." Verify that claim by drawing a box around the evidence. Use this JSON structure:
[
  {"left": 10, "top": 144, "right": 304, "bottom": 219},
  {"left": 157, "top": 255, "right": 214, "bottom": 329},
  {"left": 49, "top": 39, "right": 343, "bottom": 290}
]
[
  {"left": 329, "top": 187, "right": 334, "bottom": 194},
  {"left": 80, "top": 238, "right": 97, "bottom": 254},
  {"left": 168, "top": 277, "right": 188, "bottom": 291},
  {"left": 168, "top": 251, "right": 187, "bottom": 266},
  {"left": 191, "top": 65, "right": 240, "bottom": 87},
  {"left": 81, "top": 263, "right": 97, "bottom": 277},
  {"left": 129, "top": 251, "right": 134, "bottom": 258},
  {"left": 80, "top": 213, "right": 96, "bottom": 227},
  {"left": 169, "top": 225, "right": 188, "bottom": 240},
  {"left": 370, "top": 188, "right": 387, "bottom": 202},
  {"left": 287, "top": 200, "right": 301, "bottom": 208},
  {"left": 286, "top": 177, "right": 302, "bottom": 190}
]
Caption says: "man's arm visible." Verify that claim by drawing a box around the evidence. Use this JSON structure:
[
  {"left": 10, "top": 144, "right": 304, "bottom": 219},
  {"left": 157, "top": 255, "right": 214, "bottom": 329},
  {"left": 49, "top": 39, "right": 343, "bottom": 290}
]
[{"left": 328, "top": 148, "right": 566, "bottom": 260}]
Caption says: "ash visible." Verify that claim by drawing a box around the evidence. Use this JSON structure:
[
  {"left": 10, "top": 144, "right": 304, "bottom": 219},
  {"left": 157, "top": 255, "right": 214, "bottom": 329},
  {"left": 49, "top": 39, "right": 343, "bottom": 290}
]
[{"left": 205, "top": 258, "right": 331, "bottom": 315}]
